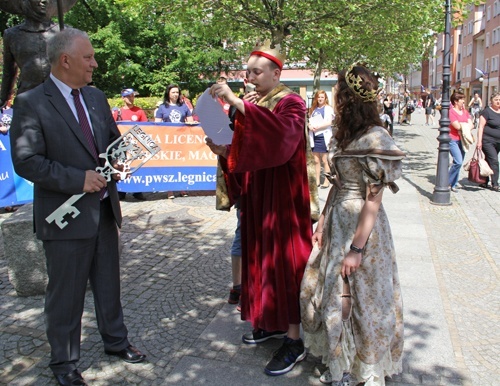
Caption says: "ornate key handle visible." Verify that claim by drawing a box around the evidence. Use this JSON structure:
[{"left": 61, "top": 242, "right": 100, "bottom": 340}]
[
  {"left": 97, "top": 125, "right": 160, "bottom": 181},
  {"left": 46, "top": 125, "right": 160, "bottom": 229}
]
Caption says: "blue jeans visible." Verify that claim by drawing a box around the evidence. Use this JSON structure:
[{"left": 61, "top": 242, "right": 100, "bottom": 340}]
[
  {"left": 230, "top": 208, "right": 241, "bottom": 256},
  {"left": 449, "top": 140, "right": 464, "bottom": 188}
]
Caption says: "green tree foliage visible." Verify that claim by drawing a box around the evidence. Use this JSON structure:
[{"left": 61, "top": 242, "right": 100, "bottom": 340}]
[
  {"left": 63, "top": 0, "right": 240, "bottom": 96},
  {"left": 1, "top": 0, "right": 479, "bottom": 97},
  {"left": 174, "top": 0, "right": 446, "bottom": 88}
]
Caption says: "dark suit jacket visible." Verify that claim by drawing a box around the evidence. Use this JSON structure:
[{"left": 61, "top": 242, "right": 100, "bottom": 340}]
[{"left": 10, "top": 78, "right": 122, "bottom": 240}]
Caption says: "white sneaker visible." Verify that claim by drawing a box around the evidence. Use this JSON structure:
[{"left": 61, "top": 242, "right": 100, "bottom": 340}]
[
  {"left": 320, "top": 370, "right": 333, "bottom": 384},
  {"left": 320, "top": 370, "right": 352, "bottom": 385}
]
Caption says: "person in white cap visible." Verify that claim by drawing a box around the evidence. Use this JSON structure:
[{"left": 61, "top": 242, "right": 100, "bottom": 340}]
[{"left": 112, "top": 88, "right": 147, "bottom": 122}]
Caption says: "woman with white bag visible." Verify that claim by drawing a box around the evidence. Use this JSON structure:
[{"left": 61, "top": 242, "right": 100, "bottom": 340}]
[{"left": 476, "top": 92, "right": 500, "bottom": 191}]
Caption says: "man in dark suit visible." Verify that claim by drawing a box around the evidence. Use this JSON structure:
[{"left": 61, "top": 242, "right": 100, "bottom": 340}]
[{"left": 10, "top": 28, "right": 145, "bottom": 386}]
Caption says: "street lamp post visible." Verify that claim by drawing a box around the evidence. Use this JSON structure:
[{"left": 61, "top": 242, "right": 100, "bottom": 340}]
[
  {"left": 431, "top": 0, "right": 452, "bottom": 205},
  {"left": 476, "top": 68, "right": 490, "bottom": 106}
]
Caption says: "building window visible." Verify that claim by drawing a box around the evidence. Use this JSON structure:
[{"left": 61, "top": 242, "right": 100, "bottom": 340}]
[
  {"left": 458, "top": 53, "right": 461, "bottom": 62},
  {"left": 492, "top": 56, "right": 499, "bottom": 72},
  {"left": 457, "top": 71, "right": 461, "bottom": 80},
  {"left": 487, "top": 6, "right": 491, "bottom": 20},
  {"left": 486, "top": 32, "right": 490, "bottom": 47}
]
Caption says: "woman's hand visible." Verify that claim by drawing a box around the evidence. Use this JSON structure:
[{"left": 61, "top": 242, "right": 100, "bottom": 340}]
[
  {"left": 312, "top": 230, "right": 323, "bottom": 248},
  {"left": 341, "top": 251, "right": 362, "bottom": 278}
]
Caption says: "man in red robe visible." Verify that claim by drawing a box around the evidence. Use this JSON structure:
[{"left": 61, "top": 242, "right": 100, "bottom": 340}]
[{"left": 206, "top": 42, "right": 312, "bottom": 376}]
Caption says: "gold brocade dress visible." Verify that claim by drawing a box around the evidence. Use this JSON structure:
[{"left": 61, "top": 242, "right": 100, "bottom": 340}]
[{"left": 301, "top": 126, "right": 405, "bottom": 386}]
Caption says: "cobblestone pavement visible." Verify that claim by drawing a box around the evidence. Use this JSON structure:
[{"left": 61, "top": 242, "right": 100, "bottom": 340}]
[
  {"left": 0, "top": 111, "right": 498, "bottom": 385},
  {"left": 393, "top": 112, "right": 499, "bottom": 386}
]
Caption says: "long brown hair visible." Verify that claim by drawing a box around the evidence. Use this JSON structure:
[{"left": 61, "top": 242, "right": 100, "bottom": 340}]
[
  {"left": 334, "top": 65, "right": 383, "bottom": 150},
  {"left": 309, "top": 90, "right": 330, "bottom": 116}
]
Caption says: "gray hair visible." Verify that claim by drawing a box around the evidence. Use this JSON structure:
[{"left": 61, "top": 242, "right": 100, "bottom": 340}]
[{"left": 47, "top": 28, "right": 89, "bottom": 65}]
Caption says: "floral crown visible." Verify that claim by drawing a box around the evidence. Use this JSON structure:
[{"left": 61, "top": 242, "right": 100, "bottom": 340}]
[
  {"left": 250, "top": 40, "right": 286, "bottom": 70},
  {"left": 345, "top": 63, "right": 381, "bottom": 102}
]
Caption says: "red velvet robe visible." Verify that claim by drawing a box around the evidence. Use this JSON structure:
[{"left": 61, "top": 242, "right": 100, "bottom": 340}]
[{"left": 222, "top": 91, "right": 313, "bottom": 332}]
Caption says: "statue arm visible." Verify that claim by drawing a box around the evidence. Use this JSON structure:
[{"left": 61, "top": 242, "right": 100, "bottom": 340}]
[{"left": 0, "top": 32, "right": 18, "bottom": 107}]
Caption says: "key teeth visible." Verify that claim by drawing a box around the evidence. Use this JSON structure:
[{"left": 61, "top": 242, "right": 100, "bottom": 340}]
[
  {"left": 46, "top": 206, "right": 81, "bottom": 230},
  {"left": 55, "top": 219, "right": 69, "bottom": 230}
]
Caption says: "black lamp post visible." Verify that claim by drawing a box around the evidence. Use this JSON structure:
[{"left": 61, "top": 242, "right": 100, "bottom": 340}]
[
  {"left": 56, "top": 0, "right": 65, "bottom": 30},
  {"left": 431, "top": 0, "right": 452, "bottom": 205}
]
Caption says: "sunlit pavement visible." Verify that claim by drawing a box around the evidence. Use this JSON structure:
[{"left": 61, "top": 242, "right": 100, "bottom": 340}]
[{"left": 1, "top": 110, "right": 498, "bottom": 385}]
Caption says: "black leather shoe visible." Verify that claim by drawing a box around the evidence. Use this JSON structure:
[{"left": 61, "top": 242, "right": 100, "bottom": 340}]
[
  {"left": 54, "top": 369, "right": 87, "bottom": 386},
  {"left": 105, "top": 345, "right": 146, "bottom": 363},
  {"left": 132, "top": 192, "right": 146, "bottom": 201}
]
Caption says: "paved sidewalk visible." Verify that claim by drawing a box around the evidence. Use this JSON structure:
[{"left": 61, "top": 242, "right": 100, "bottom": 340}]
[{"left": 0, "top": 110, "right": 498, "bottom": 385}]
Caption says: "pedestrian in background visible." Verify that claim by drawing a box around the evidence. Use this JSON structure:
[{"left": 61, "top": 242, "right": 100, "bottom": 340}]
[
  {"left": 9, "top": 28, "right": 145, "bottom": 386},
  {"left": 448, "top": 89, "right": 472, "bottom": 192},
  {"left": 383, "top": 93, "right": 395, "bottom": 135},
  {"left": 112, "top": 88, "right": 147, "bottom": 123},
  {"left": 425, "top": 90, "right": 435, "bottom": 126},
  {"left": 468, "top": 92, "right": 483, "bottom": 130},
  {"left": 301, "top": 63, "right": 405, "bottom": 386},
  {"left": 400, "top": 91, "right": 412, "bottom": 124},
  {"left": 308, "top": 90, "right": 334, "bottom": 189},
  {"left": 155, "top": 84, "right": 193, "bottom": 124},
  {"left": 476, "top": 92, "right": 500, "bottom": 191},
  {"left": 468, "top": 92, "right": 483, "bottom": 119},
  {"left": 206, "top": 41, "right": 312, "bottom": 376},
  {"left": 156, "top": 84, "right": 192, "bottom": 198}
]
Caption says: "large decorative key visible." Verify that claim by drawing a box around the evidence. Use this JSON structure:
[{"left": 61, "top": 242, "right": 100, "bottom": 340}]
[{"left": 46, "top": 125, "right": 160, "bottom": 229}]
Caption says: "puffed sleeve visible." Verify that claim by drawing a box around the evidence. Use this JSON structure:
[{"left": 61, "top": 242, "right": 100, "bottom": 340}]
[
  {"left": 355, "top": 127, "right": 405, "bottom": 196},
  {"left": 359, "top": 156, "right": 403, "bottom": 196}
]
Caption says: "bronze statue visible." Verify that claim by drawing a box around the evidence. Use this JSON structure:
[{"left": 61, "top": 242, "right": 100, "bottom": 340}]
[{"left": 0, "top": 0, "right": 78, "bottom": 107}]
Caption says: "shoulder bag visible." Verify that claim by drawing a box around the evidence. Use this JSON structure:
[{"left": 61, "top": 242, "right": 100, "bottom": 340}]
[{"left": 467, "top": 148, "right": 488, "bottom": 184}]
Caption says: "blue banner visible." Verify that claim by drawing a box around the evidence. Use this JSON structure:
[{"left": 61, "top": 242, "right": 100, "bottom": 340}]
[
  {"left": 1, "top": 123, "right": 218, "bottom": 206},
  {"left": 0, "top": 132, "right": 34, "bottom": 207}
]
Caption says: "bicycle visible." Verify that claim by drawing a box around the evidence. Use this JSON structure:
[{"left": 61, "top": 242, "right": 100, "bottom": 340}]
[{"left": 471, "top": 108, "right": 480, "bottom": 131}]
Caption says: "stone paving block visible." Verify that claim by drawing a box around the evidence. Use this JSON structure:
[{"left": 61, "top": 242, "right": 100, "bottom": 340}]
[
  {"left": 1, "top": 114, "right": 498, "bottom": 385},
  {"left": 1, "top": 204, "right": 47, "bottom": 297}
]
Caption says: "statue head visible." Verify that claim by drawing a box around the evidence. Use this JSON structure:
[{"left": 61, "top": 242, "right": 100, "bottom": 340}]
[
  {"left": 23, "top": 0, "right": 54, "bottom": 22},
  {"left": 0, "top": 0, "right": 77, "bottom": 22}
]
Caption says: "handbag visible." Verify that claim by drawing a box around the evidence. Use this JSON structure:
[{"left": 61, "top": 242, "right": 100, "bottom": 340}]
[
  {"left": 467, "top": 148, "right": 488, "bottom": 184},
  {"left": 478, "top": 149, "right": 494, "bottom": 177}
]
